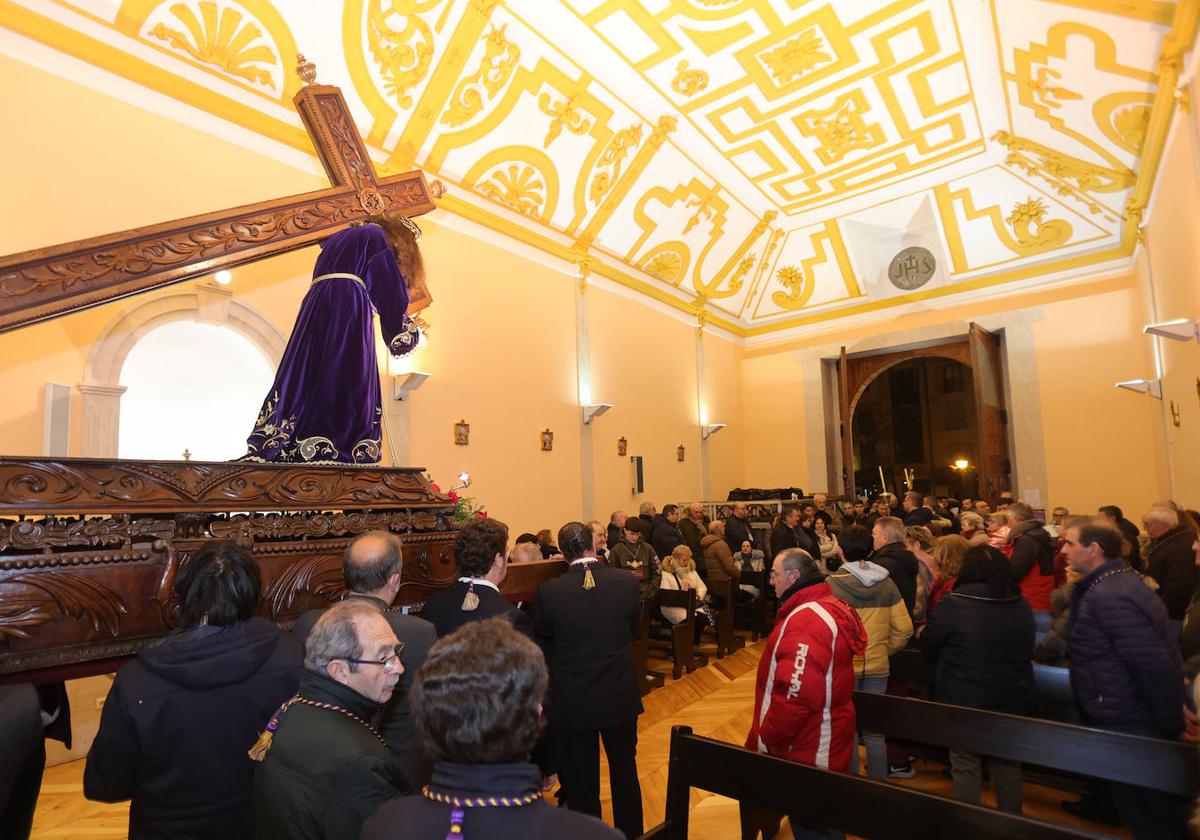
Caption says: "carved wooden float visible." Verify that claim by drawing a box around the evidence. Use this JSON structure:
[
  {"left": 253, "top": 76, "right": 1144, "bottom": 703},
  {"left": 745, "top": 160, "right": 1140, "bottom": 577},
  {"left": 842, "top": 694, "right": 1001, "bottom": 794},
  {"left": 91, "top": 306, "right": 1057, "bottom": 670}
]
[{"left": 0, "top": 456, "right": 565, "bottom": 681}]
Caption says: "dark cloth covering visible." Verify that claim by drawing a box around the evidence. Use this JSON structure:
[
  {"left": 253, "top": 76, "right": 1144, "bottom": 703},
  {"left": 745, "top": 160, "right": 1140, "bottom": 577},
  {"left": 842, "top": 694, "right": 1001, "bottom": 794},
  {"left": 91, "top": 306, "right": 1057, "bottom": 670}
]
[
  {"left": 536, "top": 563, "right": 643, "bottom": 838},
  {"left": 362, "top": 761, "right": 622, "bottom": 840},
  {"left": 724, "top": 514, "right": 755, "bottom": 553},
  {"left": 607, "top": 539, "right": 661, "bottom": 602},
  {"left": 727, "top": 487, "right": 804, "bottom": 501},
  {"left": 920, "top": 582, "right": 1036, "bottom": 714},
  {"left": 245, "top": 224, "right": 417, "bottom": 464},
  {"left": 418, "top": 580, "right": 533, "bottom": 639},
  {"left": 1183, "top": 584, "right": 1200, "bottom": 678},
  {"left": 678, "top": 518, "right": 706, "bottom": 559},
  {"left": 84, "top": 619, "right": 302, "bottom": 840},
  {"left": 1145, "top": 527, "right": 1197, "bottom": 620},
  {"left": 0, "top": 684, "right": 43, "bottom": 840},
  {"left": 1068, "top": 558, "right": 1184, "bottom": 737},
  {"left": 1007, "top": 519, "right": 1056, "bottom": 611},
  {"left": 292, "top": 594, "right": 436, "bottom": 788},
  {"left": 253, "top": 670, "right": 409, "bottom": 840},
  {"left": 868, "top": 541, "right": 919, "bottom": 618},
  {"left": 649, "top": 515, "right": 683, "bottom": 560}
]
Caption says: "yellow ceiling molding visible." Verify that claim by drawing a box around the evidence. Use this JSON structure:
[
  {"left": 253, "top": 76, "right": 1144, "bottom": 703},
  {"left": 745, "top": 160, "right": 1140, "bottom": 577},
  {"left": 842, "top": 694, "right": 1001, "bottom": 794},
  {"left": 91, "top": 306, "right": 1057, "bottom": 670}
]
[
  {"left": 1040, "top": 0, "right": 1176, "bottom": 26},
  {"left": 991, "top": 131, "right": 1131, "bottom": 220},
  {"left": 440, "top": 23, "right": 521, "bottom": 128},
  {"left": 695, "top": 211, "right": 777, "bottom": 300},
  {"left": 681, "top": 22, "right": 755, "bottom": 57}
]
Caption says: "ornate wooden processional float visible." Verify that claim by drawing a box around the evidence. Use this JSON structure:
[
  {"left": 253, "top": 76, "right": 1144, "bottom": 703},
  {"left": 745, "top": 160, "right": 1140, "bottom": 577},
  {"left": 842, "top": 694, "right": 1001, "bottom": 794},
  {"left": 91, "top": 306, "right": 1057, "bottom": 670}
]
[{"left": 0, "top": 57, "right": 563, "bottom": 682}]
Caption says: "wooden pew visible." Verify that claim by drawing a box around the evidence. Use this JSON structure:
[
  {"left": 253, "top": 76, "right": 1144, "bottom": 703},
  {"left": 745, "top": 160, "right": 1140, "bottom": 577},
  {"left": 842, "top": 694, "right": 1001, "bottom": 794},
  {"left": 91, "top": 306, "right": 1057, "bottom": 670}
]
[
  {"left": 640, "top": 726, "right": 1107, "bottom": 840},
  {"left": 633, "top": 601, "right": 666, "bottom": 695},
  {"left": 652, "top": 589, "right": 705, "bottom": 680},
  {"left": 700, "top": 578, "right": 745, "bottom": 658},
  {"left": 853, "top": 691, "right": 1195, "bottom": 798}
]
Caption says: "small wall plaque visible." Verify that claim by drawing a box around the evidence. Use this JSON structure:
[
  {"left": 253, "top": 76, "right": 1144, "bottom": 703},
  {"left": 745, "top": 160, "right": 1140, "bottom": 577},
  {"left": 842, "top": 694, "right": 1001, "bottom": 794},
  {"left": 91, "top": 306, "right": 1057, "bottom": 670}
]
[
  {"left": 454, "top": 420, "right": 470, "bottom": 446},
  {"left": 617, "top": 436, "right": 628, "bottom": 456},
  {"left": 887, "top": 246, "right": 936, "bottom": 290},
  {"left": 541, "top": 428, "right": 554, "bottom": 451},
  {"left": 677, "top": 444, "right": 686, "bottom": 462}
]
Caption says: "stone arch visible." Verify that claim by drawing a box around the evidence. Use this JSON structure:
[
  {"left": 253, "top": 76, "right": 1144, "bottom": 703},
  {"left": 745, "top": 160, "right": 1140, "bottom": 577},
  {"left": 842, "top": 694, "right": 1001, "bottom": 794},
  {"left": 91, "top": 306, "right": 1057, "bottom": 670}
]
[{"left": 78, "top": 284, "right": 286, "bottom": 457}]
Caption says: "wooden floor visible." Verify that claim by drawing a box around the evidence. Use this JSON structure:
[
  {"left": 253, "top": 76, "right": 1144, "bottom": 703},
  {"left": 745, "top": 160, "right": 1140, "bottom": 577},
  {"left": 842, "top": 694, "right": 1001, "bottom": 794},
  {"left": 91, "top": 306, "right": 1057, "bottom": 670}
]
[{"left": 31, "top": 638, "right": 1127, "bottom": 839}]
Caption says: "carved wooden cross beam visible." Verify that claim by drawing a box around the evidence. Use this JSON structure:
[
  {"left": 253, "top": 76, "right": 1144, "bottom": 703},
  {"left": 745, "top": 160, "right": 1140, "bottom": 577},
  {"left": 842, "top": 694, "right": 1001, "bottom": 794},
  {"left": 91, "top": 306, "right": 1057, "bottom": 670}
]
[{"left": 0, "top": 56, "right": 443, "bottom": 334}]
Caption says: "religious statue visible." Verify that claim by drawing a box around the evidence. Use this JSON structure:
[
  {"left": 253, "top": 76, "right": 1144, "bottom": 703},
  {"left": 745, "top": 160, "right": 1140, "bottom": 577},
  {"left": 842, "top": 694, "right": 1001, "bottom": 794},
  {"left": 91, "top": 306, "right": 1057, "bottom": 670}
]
[{"left": 243, "top": 216, "right": 427, "bottom": 464}]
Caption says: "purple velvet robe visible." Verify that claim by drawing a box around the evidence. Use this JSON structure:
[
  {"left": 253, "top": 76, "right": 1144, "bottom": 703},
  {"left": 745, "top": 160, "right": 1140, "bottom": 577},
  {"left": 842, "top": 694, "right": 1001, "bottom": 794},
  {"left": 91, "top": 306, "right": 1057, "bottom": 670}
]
[{"left": 244, "top": 224, "right": 419, "bottom": 464}]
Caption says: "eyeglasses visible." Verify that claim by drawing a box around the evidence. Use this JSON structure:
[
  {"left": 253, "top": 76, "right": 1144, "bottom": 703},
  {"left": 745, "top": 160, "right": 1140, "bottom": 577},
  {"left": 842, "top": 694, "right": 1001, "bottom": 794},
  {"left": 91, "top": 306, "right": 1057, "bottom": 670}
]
[{"left": 344, "top": 642, "right": 406, "bottom": 671}]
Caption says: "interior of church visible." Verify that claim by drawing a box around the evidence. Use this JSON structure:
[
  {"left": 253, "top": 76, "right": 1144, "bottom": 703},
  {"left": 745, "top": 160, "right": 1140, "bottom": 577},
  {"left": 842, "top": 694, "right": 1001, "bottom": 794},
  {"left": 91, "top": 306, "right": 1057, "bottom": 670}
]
[{"left": 2, "top": 0, "right": 1199, "bottom": 838}]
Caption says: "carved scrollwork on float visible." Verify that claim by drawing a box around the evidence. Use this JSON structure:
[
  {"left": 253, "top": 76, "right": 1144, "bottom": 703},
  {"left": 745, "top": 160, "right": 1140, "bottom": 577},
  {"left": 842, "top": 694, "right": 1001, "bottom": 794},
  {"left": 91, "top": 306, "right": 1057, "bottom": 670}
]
[
  {"left": 0, "top": 515, "right": 174, "bottom": 552},
  {"left": 209, "top": 509, "right": 440, "bottom": 541},
  {"left": 0, "top": 572, "right": 127, "bottom": 643},
  {"left": 263, "top": 554, "right": 347, "bottom": 619},
  {"left": 0, "top": 458, "right": 439, "bottom": 514}
]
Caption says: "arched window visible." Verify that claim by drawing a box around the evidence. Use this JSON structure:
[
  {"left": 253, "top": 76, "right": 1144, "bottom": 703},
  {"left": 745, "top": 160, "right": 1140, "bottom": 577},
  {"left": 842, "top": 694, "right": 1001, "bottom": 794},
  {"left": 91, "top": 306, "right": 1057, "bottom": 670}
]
[{"left": 118, "top": 321, "right": 275, "bottom": 460}]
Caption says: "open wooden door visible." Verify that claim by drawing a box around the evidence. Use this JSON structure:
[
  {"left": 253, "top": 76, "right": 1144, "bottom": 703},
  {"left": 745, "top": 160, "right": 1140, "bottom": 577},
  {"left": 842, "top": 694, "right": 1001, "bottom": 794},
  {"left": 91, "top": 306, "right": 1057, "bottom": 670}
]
[
  {"left": 968, "top": 323, "right": 1010, "bottom": 503},
  {"left": 838, "top": 346, "right": 855, "bottom": 500}
]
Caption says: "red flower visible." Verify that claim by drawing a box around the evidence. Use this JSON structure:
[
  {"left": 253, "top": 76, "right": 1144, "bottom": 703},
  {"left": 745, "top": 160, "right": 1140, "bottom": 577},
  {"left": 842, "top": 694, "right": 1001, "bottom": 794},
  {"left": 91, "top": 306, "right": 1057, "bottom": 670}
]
[
  {"left": 448, "top": 490, "right": 459, "bottom": 503},
  {"left": 431, "top": 482, "right": 442, "bottom": 493},
  {"left": 476, "top": 509, "right": 488, "bottom": 518}
]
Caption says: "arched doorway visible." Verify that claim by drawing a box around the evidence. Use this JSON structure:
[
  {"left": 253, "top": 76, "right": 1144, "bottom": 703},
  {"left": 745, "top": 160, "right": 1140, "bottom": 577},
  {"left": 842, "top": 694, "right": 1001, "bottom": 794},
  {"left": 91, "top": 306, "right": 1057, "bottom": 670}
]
[
  {"left": 837, "top": 324, "right": 1011, "bottom": 503},
  {"left": 851, "top": 357, "right": 979, "bottom": 499}
]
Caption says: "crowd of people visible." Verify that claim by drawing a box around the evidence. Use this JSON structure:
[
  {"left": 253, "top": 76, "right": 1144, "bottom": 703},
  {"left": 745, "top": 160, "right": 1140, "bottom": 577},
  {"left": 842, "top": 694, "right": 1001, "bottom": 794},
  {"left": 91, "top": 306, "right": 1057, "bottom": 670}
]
[{"left": 8, "top": 488, "right": 1193, "bottom": 840}]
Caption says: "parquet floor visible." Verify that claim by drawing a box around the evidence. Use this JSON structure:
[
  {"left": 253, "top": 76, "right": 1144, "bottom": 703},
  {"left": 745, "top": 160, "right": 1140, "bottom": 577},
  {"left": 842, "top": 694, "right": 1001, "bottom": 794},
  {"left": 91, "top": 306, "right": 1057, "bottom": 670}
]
[{"left": 31, "top": 638, "right": 1127, "bottom": 839}]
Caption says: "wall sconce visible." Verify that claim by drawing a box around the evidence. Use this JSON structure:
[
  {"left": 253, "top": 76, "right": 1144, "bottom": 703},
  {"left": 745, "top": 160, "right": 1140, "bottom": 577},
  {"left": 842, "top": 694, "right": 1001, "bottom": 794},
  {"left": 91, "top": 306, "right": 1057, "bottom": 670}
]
[
  {"left": 541, "top": 429, "right": 554, "bottom": 451},
  {"left": 582, "top": 403, "right": 613, "bottom": 424},
  {"left": 213, "top": 270, "right": 233, "bottom": 286},
  {"left": 393, "top": 371, "right": 430, "bottom": 401},
  {"left": 617, "top": 436, "right": 627, "bottom": 456},
  {"left": 1144, "top": 319, "right": 1199, "bottom": 342},
  {"left": 450, "top": 471, "right": 471, "bottom": 492},
  {"left": 701, "top": 423, "right": 727, "bottom": 440},
  {"left": 677, "top": 444, "right": 686, "bottom": 462},
  {"left": 1115, "top": 378, "right": 1163, "bottom": 399},
  {"left": 1170, "top": 401, "right": 1181, "bottom": 427}
]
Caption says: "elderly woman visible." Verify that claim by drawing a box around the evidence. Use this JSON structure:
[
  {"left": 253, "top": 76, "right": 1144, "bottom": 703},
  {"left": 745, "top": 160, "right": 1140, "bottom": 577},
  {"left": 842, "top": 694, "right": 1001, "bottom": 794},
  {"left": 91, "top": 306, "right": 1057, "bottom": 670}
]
[
  {"left": 925, "top": 535, "right": 969, "bottom": 623},
  {"left": 986, "top": 510, "right": 1012, "bottom": 550},
  {"left": 959, "top": 511, "right": 988, "bottom": 546},
  {"left": 362, "top": 619, "right": 622, "bottom": 839},
  {"left": 905, "top": 525, "right": 936, "bottom": 622},
  {"left": 84, "top": 542, "right": 302, "bottom": 839},
  {"left": 659, "top": 545, "right": 713, "bottom": 626}
]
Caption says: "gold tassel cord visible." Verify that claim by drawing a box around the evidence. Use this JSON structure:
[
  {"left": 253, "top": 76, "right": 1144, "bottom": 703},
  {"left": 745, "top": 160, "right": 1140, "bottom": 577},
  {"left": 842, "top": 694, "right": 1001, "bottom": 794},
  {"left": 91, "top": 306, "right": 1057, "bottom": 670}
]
[
  {"left": 583, "top": 565, "right": 596, "bottom": 590},
  {"left": 461, "top": 585, "right": 480, "bottom": 611}
]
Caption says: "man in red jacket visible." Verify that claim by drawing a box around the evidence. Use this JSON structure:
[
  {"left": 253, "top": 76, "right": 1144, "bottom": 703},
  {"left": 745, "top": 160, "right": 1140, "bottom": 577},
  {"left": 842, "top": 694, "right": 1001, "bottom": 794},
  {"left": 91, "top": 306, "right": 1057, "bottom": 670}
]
[{"left": 744, "top": 548, "right": 866, "bottom": 838}]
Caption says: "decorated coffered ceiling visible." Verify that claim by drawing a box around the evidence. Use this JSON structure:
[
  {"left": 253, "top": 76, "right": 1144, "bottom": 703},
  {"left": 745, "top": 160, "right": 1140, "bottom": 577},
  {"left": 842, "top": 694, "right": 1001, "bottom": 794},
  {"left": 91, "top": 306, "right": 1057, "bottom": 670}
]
[{"left": 2, "top": 0, "right": 1197, "bottom": 340}]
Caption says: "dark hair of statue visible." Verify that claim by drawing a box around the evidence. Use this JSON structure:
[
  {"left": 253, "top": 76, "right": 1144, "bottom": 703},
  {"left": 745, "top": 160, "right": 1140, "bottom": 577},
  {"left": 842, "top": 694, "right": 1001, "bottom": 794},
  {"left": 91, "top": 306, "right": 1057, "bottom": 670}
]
[
  {"left": 412, "top": 618, "right": 547, "bottom": 764},
  {"left": 453, "top": 518, "right": 509, "bottom": 578},
  {"left": 173, "top": 541, "right": 261, "bottom": 628},
  {"left": 837, "top": 525, "right": 873, "bottom": 564},
  {"left": 557, "top": 521, "right": 593, "bottom": 561},
  {"left": 367, "top": 213, "right": 426, "bottom": 291},
  {"left": 954, "top": 544, "right": 1020, "bottom": 598}
]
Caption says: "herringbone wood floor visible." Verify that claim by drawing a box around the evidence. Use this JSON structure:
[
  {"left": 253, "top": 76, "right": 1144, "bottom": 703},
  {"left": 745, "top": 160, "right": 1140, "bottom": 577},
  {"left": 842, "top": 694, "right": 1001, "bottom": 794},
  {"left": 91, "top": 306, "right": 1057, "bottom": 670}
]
[{"left": 31, "top": 639, "right": 1125, "bottom": 839}]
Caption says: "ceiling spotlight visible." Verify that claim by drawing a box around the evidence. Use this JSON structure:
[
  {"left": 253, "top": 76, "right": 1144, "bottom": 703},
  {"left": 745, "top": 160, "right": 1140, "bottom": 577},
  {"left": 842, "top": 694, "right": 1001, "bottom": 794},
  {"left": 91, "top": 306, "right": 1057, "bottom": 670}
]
[
  {"left": 1144, "top": 319, "right": 1199, "bottom": 342},
  {"left": 1115, "top": 378, "right": 1163, "bottom": 399},
  {"left": 582, "top": 403, "right": 613, "bottom": 424},
  {"left": 701, "top": 423, "right": 727, "bottom": 440},
  {"left": 213, "top": 270, "right": 233, "bottom": 285}
]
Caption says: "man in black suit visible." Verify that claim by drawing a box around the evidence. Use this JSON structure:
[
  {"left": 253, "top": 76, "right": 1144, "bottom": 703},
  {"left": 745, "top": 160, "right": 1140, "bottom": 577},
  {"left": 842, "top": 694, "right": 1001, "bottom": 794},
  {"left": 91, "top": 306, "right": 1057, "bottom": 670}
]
[
  {"left": 419, "top": 518, "right": 534, "bottom": 638},
  {"left": 292, "top": 531, "right": 436, "bottom": 788},
  {"left": 536, "top": 522, "right": 643, "bottom": 839}
]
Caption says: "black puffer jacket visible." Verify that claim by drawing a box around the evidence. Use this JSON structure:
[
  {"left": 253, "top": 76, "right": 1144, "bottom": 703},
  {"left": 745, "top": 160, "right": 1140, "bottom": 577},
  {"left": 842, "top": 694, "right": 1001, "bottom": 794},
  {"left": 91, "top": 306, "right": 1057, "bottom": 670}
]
[
  {"left": 650, "top": 515, "right": 683, "bottom": 559},
  {"left": 868, "top": 541, "right": 919, "bottom": 618},
  {"left": 1068, "top": 559, "right": 1184, "bottom": 737},
  {"left": 84, "top": 619, "right": 302, "bottom": 840},
  {"left": 254, "top": 670, "right": 409, "bottom": 840},
  {"left": 1145, "top": 527, "right": 1197, "bottom": 620},
  {"left": 919, "top": 582, "right": 1036, "bottom": 714}
]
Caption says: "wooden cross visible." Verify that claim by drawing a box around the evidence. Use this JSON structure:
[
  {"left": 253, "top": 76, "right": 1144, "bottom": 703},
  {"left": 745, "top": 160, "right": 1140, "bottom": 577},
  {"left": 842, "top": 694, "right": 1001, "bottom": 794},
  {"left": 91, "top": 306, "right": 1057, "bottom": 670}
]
[{"left": 0, "top": 55, "right": 442, "bottom": 334}]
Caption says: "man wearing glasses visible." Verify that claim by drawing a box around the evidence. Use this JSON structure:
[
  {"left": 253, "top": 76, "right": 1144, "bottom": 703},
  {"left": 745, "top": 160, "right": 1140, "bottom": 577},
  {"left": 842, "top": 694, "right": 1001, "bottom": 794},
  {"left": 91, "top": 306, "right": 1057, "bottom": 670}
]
[
  {"left": 253, "top": 600, "right": 410, "bottom": 840},
  {"left": 292, "top": 531, "right": 436, "bottom": 789}
]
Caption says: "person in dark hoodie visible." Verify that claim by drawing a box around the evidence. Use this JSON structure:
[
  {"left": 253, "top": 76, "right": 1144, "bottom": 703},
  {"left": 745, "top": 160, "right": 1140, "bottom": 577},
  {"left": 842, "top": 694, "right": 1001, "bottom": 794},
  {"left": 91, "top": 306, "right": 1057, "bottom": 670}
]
[
  {"left": 1006, "top": 502, "right": 1056, "bottom": 611},
  {"left": 84, "top": 542, "right": 302, "bottom": 840},
  {"left": 920, "top": 544, "right": 1036, "bottom": 814}
]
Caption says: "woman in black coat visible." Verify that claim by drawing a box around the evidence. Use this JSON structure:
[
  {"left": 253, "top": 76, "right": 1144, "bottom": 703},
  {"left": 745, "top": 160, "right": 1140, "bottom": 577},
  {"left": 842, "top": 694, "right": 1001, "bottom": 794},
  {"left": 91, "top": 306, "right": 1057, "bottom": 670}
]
[
  {"left": 84, "top": 542, "right": 302, "bottom": 840},
  {"left": 920, "top": 544, "right": 1035, "bottom": 814}
]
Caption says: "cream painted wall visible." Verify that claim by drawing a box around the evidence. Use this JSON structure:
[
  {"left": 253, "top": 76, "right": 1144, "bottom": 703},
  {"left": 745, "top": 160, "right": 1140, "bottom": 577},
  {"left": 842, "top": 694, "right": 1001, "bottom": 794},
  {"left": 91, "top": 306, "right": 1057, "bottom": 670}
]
[{"left": 1142, "top": 109, "right": 1200, "bottom": 507}]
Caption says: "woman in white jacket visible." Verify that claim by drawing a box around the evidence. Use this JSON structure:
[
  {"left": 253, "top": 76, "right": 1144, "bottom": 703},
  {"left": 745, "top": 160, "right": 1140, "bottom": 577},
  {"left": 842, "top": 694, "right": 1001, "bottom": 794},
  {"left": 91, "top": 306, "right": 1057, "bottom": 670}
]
[{"left": 659, "top": 545, "right": 713, "bottom": 626}]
